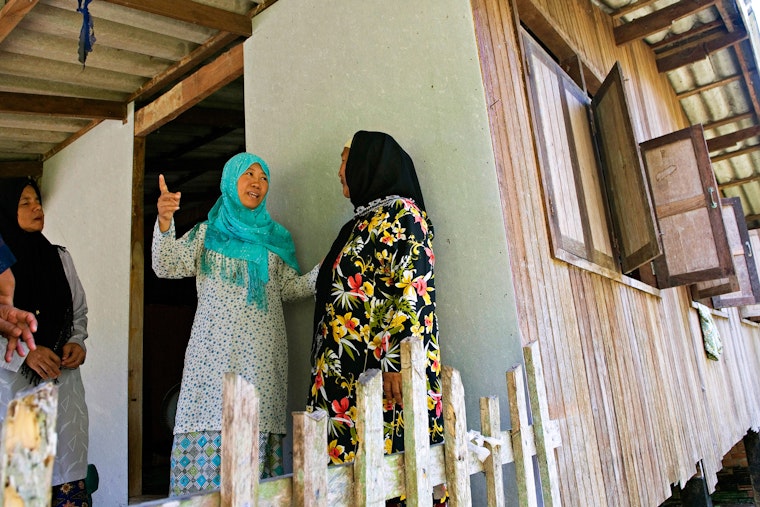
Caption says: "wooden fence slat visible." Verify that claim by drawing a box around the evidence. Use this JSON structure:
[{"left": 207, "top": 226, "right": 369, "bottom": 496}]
[
  {"left": 480, "top": 395, "right": 506, "bottom": 507},
  {"left": 293, "top": 409, "right": 328, "bottom": 507},
  {"left": 401, "top": 337, "right": 433, "bottom": 507},
  {"left": 221, "top": 372, "right": 260, "bottom": 507},
  {"left": 507, "top": 364, "right": 538, "bottom": 507},
  {"left": 354, "top": 369, "right": 385, "bottom": 506},
  {"left": 0, "top": 382, "right": 58, "bottom": 506},
  {"left": 442, "top": 365, "right": 472, "bottom": 506},
  {"left": 523, "top": 341, "right": 562, "bottom": 505}
]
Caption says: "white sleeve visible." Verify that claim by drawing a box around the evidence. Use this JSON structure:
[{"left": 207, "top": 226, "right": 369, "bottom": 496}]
[{"left": 59, "top": 248, "right": 88, "bottom": 351}]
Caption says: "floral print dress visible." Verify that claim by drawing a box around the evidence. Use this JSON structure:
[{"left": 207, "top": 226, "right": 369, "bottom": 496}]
[{"left": 307, "top": 197, "right": 443, "bottom": 463}]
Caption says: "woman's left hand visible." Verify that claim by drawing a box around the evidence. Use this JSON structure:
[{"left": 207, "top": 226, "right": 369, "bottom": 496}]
[
  {"left": 61, "top": 342, "right": 86, "bottom": 369},
  {"left": 383, "top": 371, "right": 403, "bottom": 408}
]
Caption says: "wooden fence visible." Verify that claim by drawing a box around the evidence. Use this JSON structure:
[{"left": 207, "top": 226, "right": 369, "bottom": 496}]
[{"left": 0, "top": 339, "right": 561, "bottom": 506}]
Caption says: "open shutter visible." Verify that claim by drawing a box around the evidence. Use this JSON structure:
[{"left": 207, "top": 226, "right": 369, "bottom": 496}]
[
  {"left": 691, "top": 197, "right": 747, "bottom": 300},
  {"left": 522, "top": 31, "right": 616, "bottom": 271},
  {"left": 639, "top": 125, "right": 733, "bottom": 288},
  {"left": 591, "top": 62, "right": 662, "bottom": 273},
  {"left": 740, "top": 228, "right": 760, "bottom": 320},
  {"left": 709, "top": 197, "right": 760, "bottom": 307}
]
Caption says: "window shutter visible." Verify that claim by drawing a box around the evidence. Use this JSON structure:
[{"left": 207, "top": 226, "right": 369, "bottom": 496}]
[
  {"left": 740, "top": 228, "right": 760, "bottom": 320},
  {"left": 639, "top": 125, "right": 734, "bottom": 288},
  {"left": 709, "top": 197, "right": 760, "bottom": 307},
  {"left": 591, "top": 62, "right": 662, "bottom": 273},
  {"left": 691, "top": 197, "right": 744, "bottom": 300},
  {"left": 522, "top": 31, "right": 616, "bottom": 271}
]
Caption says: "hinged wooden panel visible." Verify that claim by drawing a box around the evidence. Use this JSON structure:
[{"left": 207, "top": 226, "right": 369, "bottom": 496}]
[
  {"left": 591, "top": 62, "right": 662, "bottom": 273},
  {"left": 710, "top": 197, "right": 760, "bottom": 307},
  {"left": 740, "top": 228, "right": 760, "bottom": 320},
  {"left": 640, "top": 125, "right": 734, "bottom": 288},
  {"left": 691, "top": 197, "right": 747, "bottom": 300},
  {"left": 522, "top": 31, "right": 616, "bottom": 271}
]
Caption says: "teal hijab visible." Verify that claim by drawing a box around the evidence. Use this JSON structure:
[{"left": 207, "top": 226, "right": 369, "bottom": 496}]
[{"left": 202, "top": 152, "right": 300, "bottom": 309}]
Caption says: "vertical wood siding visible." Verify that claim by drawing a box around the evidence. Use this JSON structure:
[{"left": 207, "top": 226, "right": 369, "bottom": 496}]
[{"left": 471, "top": 0, "right": 760, "bottom": 504}]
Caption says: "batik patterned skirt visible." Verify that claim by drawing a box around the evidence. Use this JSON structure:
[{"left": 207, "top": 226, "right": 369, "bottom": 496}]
[{"left": 170, "top": 430, "right": 284, "bottom": 496}]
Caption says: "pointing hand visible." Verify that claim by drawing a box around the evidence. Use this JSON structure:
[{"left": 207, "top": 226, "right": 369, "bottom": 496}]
[{"left": 157, "top": 174, "right": 181, "bottom": 233}]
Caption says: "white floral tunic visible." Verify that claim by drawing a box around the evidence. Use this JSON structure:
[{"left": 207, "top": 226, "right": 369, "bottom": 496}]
[{"left": 152, "top": 220, "right": 318, "bottom": 435}]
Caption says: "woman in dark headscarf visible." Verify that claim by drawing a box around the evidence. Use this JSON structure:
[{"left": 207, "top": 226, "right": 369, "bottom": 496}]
[
  {"left": 306, "top": 131, "right": 444, "bottom": 505},
  {"left": 0, "top": 177, "right": 90, "bottom": 507},
  {"left": 153, "top": 152, "right": 319, "bottom": 496}
]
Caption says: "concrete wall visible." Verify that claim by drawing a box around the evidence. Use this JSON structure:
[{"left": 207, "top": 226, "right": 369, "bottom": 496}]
[
  {"left": 41, "top": 107, "right": 134, "bottom": 506},
  {"left": 244, "top": 1, "right": 522, "bottom": 502}
]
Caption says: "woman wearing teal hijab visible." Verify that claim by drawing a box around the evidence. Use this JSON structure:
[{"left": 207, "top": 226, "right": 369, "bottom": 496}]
[{"left": 153, "top": 152, "right": 319, "bottom": 496}]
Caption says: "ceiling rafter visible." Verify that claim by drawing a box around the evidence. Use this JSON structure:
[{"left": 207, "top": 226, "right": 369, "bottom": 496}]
[
  {"left": 614, "top": 0, "right": 717, "bottom": 45},
  {"left": 0, "top": 0, "right": 39, "bottom": 43},
  {"left": 0, "top": 160, "right": 42, "bottom": 178},
  {"left": 706, "top": 125, "right": 760, "bottom": 152},
  {"left": 135, "top": 43, "right": 244, "bottom": 137},
  {"left": 650, "top": 19, "right": 723, "bottom": 51},
  {"left": 0, "top": 92, "right": 126, "bottom": 120},
  {"left": 99, "top": 0, "right": 252, "bottom": 37},
  {"left": 676, "top": 74, "right": 742, "bottom": 99},
  {"left": 655, "top": 28, "right": 747, "bottom": 72}
]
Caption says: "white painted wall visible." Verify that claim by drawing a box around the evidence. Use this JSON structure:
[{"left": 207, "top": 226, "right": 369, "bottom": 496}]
[
  {"left": 41, "top": 106, "right": 134, "bottom": 506},
  {"left": 244, "top": 1, "right": 523, "bottom": 502}
]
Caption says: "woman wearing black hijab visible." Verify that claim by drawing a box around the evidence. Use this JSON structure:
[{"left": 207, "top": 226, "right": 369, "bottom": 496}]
[
  {"left": 306, "top": 131, "right": 444, "bottom": 505},
  {"left": 0, "top": 178, "right": 90, "bottom": 507}
]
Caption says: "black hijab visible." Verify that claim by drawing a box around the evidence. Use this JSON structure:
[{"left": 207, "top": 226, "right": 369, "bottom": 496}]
[
  {"left": 0, "top": 178, "right": 73, "bottom": 382},
  {"left": 313, "top": 131, "right": 427, "bottom": 342}
]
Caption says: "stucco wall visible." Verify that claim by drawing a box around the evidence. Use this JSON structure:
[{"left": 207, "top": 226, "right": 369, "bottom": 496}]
[
  {"left": 244, "top": 1, "right": 522, "bottom": 502},
  {"left": 41, "top": 107, "right": 134, "bottom": 506}
]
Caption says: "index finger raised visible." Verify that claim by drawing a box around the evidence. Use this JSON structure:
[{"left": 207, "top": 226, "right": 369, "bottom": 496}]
[{"left": 158, "top": 174, "right": 170, "bottom": 194}]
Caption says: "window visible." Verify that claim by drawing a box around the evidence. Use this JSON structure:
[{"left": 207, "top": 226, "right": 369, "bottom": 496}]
[{"left": 522, "top": 28, "right": 747, "bottom": 296}]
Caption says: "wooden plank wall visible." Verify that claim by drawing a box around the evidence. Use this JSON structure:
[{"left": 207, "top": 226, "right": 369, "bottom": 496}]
[{"left": 470, "top": 0, "right": 760, "bottom": 504}]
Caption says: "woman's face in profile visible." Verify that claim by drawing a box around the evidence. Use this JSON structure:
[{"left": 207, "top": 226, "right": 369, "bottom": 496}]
[
  {"left": 17, "top": 185, "right": 44, "bottom": 233},
  {"left": 237, "top": 163, "right": 269, "bottom": 210},
  {"left": 339, "top": 148, "right": 350, "bottom": 198}
]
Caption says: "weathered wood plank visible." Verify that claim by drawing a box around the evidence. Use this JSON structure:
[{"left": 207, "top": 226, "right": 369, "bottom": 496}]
[
  {"left": 401, "top": 337, "right": 432, "bottom": 507},
  {"left": 480, "top": 396, "right": 505, "bottom": 507},
  {"left": 293, "top": 410, "right": 328, "bottom": 507},
  {"left": 523, "top": 341, "right": 561, "bottom": 505},
  {"left": 442, "top": 366, "right": 472, "bottom": 506},
  {"left": 221, "top": 373, "right": 260, "bottom": 507},
  {"left": 354, "top": 369, "right": 384, "bottom": 506},
  {"left": 0, "top": 382, "right": 58, "bottom": 506},
  {"left": 507, "top": 365, "right": 537, "bottom": 507}
]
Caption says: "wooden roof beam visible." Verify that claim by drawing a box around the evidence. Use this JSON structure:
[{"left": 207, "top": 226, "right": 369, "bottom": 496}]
[
  {"left": 612, "top": 0, "right": 660, "bottom": 21},
  {"left": 703, "top": 111, "right": 756, "bottom": 131},
  {"left": 100, "top": 0, "right": 252, "bottom": 36},
  {"left": 711, "top": 143, "right": 760, "bottom": 164},
  {"left": 0, "top": 160, "right": 42, "bottom": 178},
  {"left": 650, "top": 20, "right": 722, "bottom": 51},
  {"left": 0, "top": 0, "right": 39, "bottom": 44},
  {"left": 128, "top": 2, "right": 276, "bottom": 104},
  {"left": 706, "top": 125, "right": 760, "bottom": 152},
  {"left": 135, "top": 43, "right": 244, "bottom": 137},
  {"left": 676, "top": 74, "right": 742, "bottom": 99},
  {"left": 656, "top": 28, "right": 747, "bottom": 72},
  {"left": 0, "top": 92, "right": 126, "bottom": 120},
  {"left": 614, "top": 0, "right": 717, "bottom": 45},
  {"left": 719, "top": 170, "right": 760, "bottom": 190}
]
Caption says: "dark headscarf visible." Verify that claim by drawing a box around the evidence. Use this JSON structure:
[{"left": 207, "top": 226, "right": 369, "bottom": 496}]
[
  {"left": 313, "top": 131, "right": 427, "bottom": 337},
  {"left": 346, "top": 131, "right": 426, "bottom": 212},
  {"left": 0, "top": 178, "right": 73, "bottom": 383}
]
